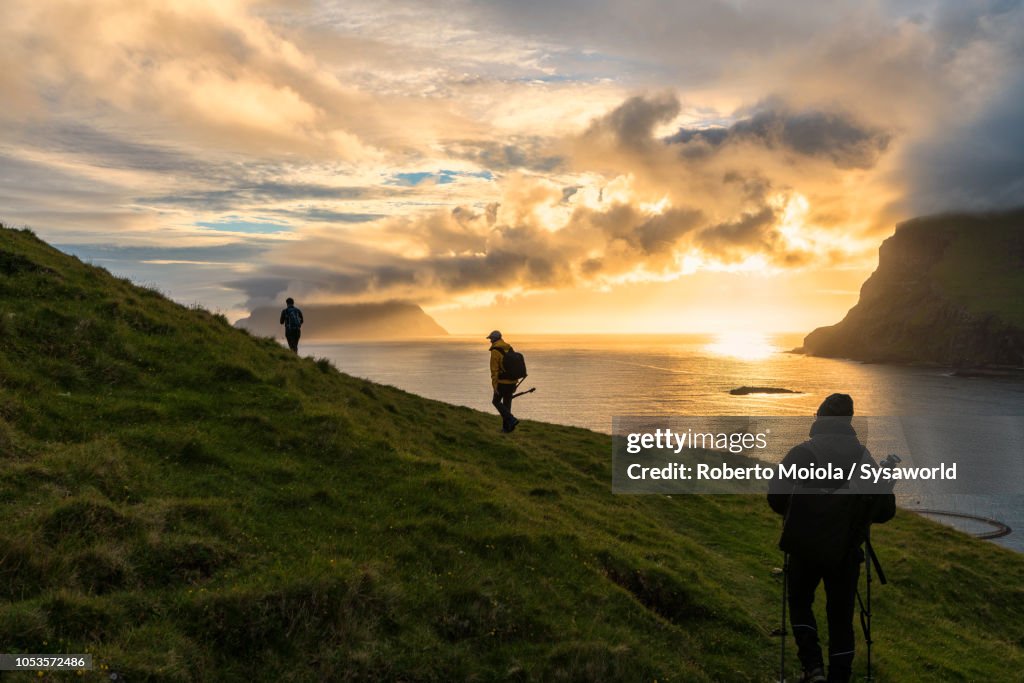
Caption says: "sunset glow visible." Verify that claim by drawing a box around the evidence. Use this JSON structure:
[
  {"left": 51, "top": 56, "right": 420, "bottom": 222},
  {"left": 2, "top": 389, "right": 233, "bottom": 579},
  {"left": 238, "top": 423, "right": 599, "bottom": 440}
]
[
  {"left": 2, "top": 1, "right": 1022, "bottom": 333},
  {"left": 705, "top": 332, "right": 779, "bottom": 361}
]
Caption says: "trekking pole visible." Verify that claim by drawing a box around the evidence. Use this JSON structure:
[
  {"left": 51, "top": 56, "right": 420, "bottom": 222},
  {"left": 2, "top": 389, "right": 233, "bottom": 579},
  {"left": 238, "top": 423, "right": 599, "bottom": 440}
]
[
  {"left": 780, "top": 553, "right": 788, "bottom": 682},
  {"left": 866, "top": 537, "right": 887, "bottom": 585},
  {"left": 511, "top": 387, "right": 536, "bottom": 399},
  {"left": 864, "top": 540, "right": 872, "bottom": 683},
  {"left": 861, "top": 454, "right": 895, "bottom": 681},
  {"left": 863, "top": 535, "right": 887, "bottom": 682}
]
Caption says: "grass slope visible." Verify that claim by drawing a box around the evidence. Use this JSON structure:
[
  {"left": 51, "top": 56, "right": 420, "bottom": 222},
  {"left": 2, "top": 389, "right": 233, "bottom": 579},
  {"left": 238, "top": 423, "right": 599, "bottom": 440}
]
[
  {"left": 926, "top": 210, "right": 1024, "bottom": 329},
  {"left": 1, "top": 226, "right": 1023, "bottom": 682}
]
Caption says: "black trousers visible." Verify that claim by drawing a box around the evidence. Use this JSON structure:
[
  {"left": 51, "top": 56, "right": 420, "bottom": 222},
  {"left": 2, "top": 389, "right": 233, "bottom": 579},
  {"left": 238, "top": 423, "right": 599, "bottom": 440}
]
[
  {"left": 788, "top": 550, "right": 861, "bottom": 680},
  {"left": 491, "top": 383, "right": 515, "bottom": 429},
  {"left": 285, "top": 328, "right": 301, "bottom": 353}
]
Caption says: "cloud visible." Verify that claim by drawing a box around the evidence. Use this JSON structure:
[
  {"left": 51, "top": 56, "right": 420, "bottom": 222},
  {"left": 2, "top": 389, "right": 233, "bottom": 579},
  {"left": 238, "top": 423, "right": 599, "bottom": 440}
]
[
  {"left": 667, "top": 107, "right": 891, "bottom": 169},
  {"left": 906, "top": 71, "right": 1024, "bottom": 213},
  {"left": 456, "top": 0, "right": 845, "bottom": 86},
  {"left": 443, "top": 137, "right": 564, "bottom": 172},
  {"left": 141, "top": 183, "right": 376, "bottom": 211},
  {"left": 584, "top": 93, "right": 681, "bottom": 151},
  {"left": 697, "top": 208, "right": 778, "bottom": 252},
  {"left": 295, "top": 209, "right": 383, "bottom": 223},
  {"left": 58, "top": 242, "right": 270, "bottom": 265},
  {"left": 225, "top": 169, "right": 799, "bottom": 309},
  {"left": 2, "top": 0, "right": 1023, "bottom": 324},
  {"left": 216, "top": 87, "right": 904, "bottom": 308},
  {"left": 224, "top": 199, "right": 672, "bottom": 307}
]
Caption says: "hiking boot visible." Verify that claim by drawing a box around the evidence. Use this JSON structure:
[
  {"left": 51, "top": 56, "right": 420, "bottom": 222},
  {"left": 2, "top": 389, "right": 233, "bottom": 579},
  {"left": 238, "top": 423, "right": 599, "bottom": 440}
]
[
  {"left": 508, "top": 417, "right": 520, "bottom": 432},
  {"left": 799, "top": 667, "right": 826, "bottom": 683}
]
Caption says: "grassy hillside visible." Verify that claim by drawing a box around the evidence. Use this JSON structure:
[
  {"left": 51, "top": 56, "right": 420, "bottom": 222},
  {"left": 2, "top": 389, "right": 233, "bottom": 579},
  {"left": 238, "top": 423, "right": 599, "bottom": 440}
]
[
  {"left": 1, "top": 226, "right": 1023, "bottom": 682},
  {"left": 928, "top": 210, "right": 1024, "bottom": 329}
]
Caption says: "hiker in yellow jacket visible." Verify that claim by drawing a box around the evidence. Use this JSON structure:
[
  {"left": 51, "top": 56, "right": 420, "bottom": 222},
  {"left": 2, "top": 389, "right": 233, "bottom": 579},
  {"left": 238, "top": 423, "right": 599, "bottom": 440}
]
[{"left": 487, "top": 330, "right": 519, "bottom": 433}]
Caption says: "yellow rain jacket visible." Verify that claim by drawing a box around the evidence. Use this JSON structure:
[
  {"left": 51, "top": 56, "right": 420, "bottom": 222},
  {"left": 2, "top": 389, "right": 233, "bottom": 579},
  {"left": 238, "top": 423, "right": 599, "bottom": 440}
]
[{"left": 489, "top": 339, "right": 518, "bottom": 390}]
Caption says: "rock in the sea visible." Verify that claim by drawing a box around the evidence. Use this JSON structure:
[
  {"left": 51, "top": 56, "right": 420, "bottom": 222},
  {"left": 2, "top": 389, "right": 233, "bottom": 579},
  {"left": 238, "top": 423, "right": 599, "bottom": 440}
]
[{"left": 729, "top": 386, "right": 801, "bottom": 395}]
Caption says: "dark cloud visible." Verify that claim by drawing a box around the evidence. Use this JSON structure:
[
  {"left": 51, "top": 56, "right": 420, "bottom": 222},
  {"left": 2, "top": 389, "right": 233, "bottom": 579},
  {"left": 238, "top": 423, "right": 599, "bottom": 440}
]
[
  {"left": 296, "top": 209, "right": 383, "bottom": 223},
  {"left": 41, "top": 123, "right": 215, "bottom": 175},
  {"left": 635, "top": 209, "right": 705, "bottom": 253},
  {"left": 667, "top": 107, "right": 891, "bottom": 169},
  {"left": 461, "top": 0, "right": 842, "bottom": 86},
  {"left": 246, "top": 183, "right": 371, "bottom": 200},
  {"left": 721, "top": 171, "right": 774, "bottom": 203},
  {"left": 584, "top": 204, "right": 703, "bottom": 254},
  {"left": 224, "top": 276, "right": 293, "bottom": 303},
  {"left": 227, "top": 248, "right": 536, "bottom": 306},
  {"left": 379, "top": 248, "right": 562, "bottom": 294},
  {"left": 226, "top": 256, "right": 392, "bottom": 306},
  {"left": 907, "top": 72, "right": 1024, "bottom": 213},
  {"left": 56, "top": 242, "right": 271, "bottom": 264},
  {"left": 445, "top": 137, "right": 564, "bottom": 172},
  {"left": 143, "top": 183, "right": 373, "bottom": 211},
  {"left": 695, "top": 208, "right": 813, "bottom": 267},
  {"left": 585, "top": 93, "right": 681, "bottom": 150},
  {"left": 0, "top": 153, "right": 121, "bottom": 200},
  {"left": 929, "top": 1, "right": 1024, "bottom": 58},
  {"left": 226, "top": 199, "right": 707, "bottom": 307},
  {"left": 697, "top": 208, "right": 778, "bottom": 253},
  {"left": 667, "top": 127, "right": 729, "bottom": 148}
]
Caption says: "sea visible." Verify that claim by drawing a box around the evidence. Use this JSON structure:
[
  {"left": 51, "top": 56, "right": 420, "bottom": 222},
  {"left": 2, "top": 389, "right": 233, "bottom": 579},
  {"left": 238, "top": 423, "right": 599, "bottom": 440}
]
[{"left": 305, "top": 333, "right": 1024, "bottom": 552}]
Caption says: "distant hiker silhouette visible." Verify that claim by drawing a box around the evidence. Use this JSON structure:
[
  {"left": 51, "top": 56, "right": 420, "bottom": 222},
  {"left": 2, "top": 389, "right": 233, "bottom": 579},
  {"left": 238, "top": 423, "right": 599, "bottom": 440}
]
[
  {"left": 280, "top": 297, "right": 304, "bottom": 353},
  {"left": 767, "top": 393, "right": 896, "bottom": 683},
  {"left": 487, "top": 330, "right": 521, "bottom": 433}
]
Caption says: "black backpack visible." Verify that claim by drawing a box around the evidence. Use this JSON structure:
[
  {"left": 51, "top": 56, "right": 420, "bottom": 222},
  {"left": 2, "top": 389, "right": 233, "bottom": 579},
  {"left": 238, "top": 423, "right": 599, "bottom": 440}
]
[
  {"left": 284, "top": 307, "right": 303, "bottom": 330},
  {"left": 498, "top": 347, "right": 528, "bottom": 381}
]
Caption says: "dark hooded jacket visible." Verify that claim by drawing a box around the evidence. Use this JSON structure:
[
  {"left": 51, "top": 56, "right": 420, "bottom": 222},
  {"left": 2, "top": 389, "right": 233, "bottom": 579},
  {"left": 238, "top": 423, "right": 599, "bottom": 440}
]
[{"left": 768, "top": 418, "right": 895, "bottom": 566}]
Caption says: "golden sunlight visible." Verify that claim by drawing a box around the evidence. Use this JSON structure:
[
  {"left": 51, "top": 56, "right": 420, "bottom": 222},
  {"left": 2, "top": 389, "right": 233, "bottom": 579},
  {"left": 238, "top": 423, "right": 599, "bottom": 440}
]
[{"left": 704, "top": 331, "right": 779, "bottom": 360}]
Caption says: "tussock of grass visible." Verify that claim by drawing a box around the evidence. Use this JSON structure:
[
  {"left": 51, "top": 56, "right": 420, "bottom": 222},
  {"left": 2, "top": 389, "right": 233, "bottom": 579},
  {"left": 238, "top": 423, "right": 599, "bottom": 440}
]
[{"left": 0, "top": 225, "right": 1022, "bottom": 681}]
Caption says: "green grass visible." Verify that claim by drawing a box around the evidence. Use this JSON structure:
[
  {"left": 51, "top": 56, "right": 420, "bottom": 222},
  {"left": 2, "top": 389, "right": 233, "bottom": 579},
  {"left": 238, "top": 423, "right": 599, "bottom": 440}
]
[
  {"left": 935, "top": 227, "right": 1024, "bottom": 330},
  {"left": 910, "top": 209, "right": 1024, "bottom": 328},
  {"left": 1, "top": 225, "right": 1023, "bottom": 681}
]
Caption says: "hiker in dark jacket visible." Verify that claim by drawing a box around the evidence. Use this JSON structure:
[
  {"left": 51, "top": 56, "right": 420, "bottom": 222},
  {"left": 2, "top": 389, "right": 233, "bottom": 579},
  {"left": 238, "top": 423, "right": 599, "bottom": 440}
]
[
  {"left": 767, "top": 393, "right": 895, "bottom": 683},
  {"left": 487, "top": 330, "right": 519, "bottom": 433},
  {"left": 280, "top": 297, "right": 304, "bottom": 353}
]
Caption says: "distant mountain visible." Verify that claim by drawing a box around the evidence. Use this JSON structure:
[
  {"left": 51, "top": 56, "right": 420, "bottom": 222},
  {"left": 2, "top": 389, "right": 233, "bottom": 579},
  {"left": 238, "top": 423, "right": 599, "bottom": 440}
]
[
  {"left": 802, "top": 208, "right": 1024, "bottom": 368},
  {"left": 235, "top": 301, "right": 448, "bottom": 340}
]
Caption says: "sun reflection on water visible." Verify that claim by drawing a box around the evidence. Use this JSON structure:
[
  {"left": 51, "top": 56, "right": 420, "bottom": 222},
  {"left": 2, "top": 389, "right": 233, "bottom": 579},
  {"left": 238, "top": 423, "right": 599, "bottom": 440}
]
[{"left": 704, "top": 332, "right": 779, "bottom": 360}]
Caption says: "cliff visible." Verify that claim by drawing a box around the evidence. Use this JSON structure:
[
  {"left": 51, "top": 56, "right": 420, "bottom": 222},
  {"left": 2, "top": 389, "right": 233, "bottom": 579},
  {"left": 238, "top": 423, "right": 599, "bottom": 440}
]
[
  {"left": 803, "top": 208, "right": 1024, "bottom": 367},
  {"left": 235, "top": 301, "right": 448, "bottom": 340}
]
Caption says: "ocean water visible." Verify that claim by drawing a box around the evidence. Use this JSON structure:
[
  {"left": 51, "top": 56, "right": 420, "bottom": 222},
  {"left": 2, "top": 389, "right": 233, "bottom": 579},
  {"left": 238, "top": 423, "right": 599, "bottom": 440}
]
[{"left": 305, "top": 333, "right": 1024, "bottom": 551}]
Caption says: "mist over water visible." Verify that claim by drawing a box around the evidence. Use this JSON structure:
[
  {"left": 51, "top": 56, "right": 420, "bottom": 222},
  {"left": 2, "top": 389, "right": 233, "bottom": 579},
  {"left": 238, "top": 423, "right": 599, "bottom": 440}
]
[{"left": 307, "top": 334, "right": 1024, "bottom": 551}]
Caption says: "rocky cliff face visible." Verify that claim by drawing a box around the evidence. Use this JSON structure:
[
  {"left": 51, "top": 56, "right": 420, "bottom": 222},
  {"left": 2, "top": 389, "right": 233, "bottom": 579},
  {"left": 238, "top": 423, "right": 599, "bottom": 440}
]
[
  {"left": 236, "top": 301, "right": 448, "bottom": 340},
  {"left": 802, "top": 208, "right": 1024, "bottom": 367}
]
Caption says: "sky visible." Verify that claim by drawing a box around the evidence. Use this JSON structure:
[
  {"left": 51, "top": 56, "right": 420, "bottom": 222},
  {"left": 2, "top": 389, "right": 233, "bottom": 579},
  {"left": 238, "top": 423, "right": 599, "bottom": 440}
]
[{"left": 2, "top": 0, "right": 1022, "bottom": 334}]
